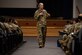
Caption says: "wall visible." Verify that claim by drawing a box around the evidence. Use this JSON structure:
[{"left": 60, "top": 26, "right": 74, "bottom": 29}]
[
  {"left": 38, "top": 0, "right": 73, "bottom": 19},
  {"left": 0, "top": 0, "right": 37, "bottom": 8},
  {"left": 77, "top": 0, "right": 82, "bottom": 13},
  {"left": 73, "top": 0, "right": 78, "bottom": 18},
  {"left": 0, "top": 8, "right": 36, "bottom": 17},
  {"left": 73, "top": 0, "right": 82, "bottom": 18},
  {"left": 0, "top": 0, "right": 73, "bottom": 18}
]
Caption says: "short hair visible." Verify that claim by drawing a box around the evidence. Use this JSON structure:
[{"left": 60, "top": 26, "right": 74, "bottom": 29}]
[
  {"left": 72, "top": 18, "right": 80, "bottom": 23},
  {"left": 66, "top": 21, "right": 70, "bottom": 24},
  {"left": 39, "top": 3, "right": 43, "bottom": 5},
  {"left": 38, "top": 3, "right": 44, "bottom": 8},
  {"left": 8, "top": 18, "right": 12, "bottom": 22},
  {"left": 66, "top": 21, "right": 73, "bottom": 24},
  {"left": 0, "top": 16, "right": 5, "bottom": 22}
]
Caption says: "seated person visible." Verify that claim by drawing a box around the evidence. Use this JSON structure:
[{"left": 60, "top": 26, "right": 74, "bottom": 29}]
[
  {"left": 58, "top": 18, "right": 82, "bottom": 54},
  {"left": 59, "top": 21, "right": 73, "bottom": 36}
]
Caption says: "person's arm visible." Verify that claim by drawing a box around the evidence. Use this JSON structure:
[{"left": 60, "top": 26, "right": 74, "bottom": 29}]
[
  {"left": 34, "top": 10, "right": 40, "bottom": 20},
  {"left": 45, "top": 10, "right": 50, "bottom": 17}
]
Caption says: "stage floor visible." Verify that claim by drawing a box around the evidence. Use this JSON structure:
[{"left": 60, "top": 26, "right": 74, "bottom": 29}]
[
  {"left": 16, "top": 17, "right": 67, "bottom": 36},
  {"left": 21, "top": 26, "right": 63, "bottom": 37}
]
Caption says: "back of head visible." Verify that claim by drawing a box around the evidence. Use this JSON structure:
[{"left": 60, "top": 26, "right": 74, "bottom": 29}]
[
  {"left": 72, "top": 18, "right": 80, "bottom": 23},
  {"left": 0, "top": 16, "right": 5, "bottom": 23},
  {"left": 66, "top": 20, "right": 73, "bottom": 24},
  {"left": 8, "top": 18, "right": 12, "bottom": 23}
]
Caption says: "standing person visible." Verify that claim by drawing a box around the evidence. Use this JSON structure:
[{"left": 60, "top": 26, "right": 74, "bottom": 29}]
[{"left": 34, "top": 3, "right": 50, "bottom": 48}]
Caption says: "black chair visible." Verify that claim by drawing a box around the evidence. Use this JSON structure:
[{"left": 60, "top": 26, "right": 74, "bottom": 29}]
[
  {"left": 0, "top": 28, "right": 7, "bottom": 55},
  {"left": 0, "top": 22, "right": 23, "bottom": 55},
  {"left": 71, "top": 28, "right": 82, "bottom": 55}
]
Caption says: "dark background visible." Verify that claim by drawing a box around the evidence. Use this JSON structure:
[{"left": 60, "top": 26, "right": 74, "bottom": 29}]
[{"left": 0, "top": 0, "right": 73, "bottom": 19}]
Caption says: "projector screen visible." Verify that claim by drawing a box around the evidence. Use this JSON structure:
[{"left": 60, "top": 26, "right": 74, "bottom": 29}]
[{"left": 0, "top": 0, "right": 37, "bottom": 8}]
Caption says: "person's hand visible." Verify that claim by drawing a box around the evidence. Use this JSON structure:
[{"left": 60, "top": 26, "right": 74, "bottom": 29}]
[
  {"left": 48, "top": 13, "right": 50, "bottom": 16},
  {"left": 39, "top": 12, "right": 43, "bottom": 16}
]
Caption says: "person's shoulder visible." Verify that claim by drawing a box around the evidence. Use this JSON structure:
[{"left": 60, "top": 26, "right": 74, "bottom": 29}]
[
  {"left": 35, "top": 10, "right": 39, "bottom": 13},
  {"left": 35, "top": 10, "right": 39, "bottom": 12}
]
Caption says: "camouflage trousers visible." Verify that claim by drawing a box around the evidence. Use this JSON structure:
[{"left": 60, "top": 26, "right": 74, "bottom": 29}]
[{"left": 37, "top": 25, "right": 47, "bottom": 47}]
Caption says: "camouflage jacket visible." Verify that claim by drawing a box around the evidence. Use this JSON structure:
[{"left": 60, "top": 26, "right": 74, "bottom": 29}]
[{"left": 34, "top": 9, "right": 49, "bottom": 27}]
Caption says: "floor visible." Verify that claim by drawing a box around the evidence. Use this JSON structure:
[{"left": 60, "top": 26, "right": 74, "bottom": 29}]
[{"left": 12, "top": 37, "right": 65, "bottom": 55}]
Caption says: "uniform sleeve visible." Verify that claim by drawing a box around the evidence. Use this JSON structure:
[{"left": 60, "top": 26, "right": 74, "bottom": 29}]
[
  {"left": 34, "top": 10, "right": 40, "bottom": 20},
  {"left": 45, "top": 10, "right": 50, "bottom": 17}
]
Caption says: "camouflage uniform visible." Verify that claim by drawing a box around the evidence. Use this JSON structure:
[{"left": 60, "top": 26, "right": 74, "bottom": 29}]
[
  {"left": 61, "top": 22, "right": 82, "bottom": 54},
  {"left": 59, "top": 24, "right": 74, "bottom": 44},
  {"left": 64, "top": 24, "right": 74, "bottom": 34},
  {"left": 34, "top": 9, "right": 49, "bottom": 47},
  {"left": 9, "top": 23, "right": 23, "bottom": 43},
  {"left": 67, "top": 23, "right": 82, "bottom": 50},
  {"left": 10, "top": 23, "right": 23, "bottom": 36},
  {"left": 4, "top": 23, "right": 12, "bottom": 33},
  {"left": 59, "top": 23, "right": 74, "bottom": 52}
]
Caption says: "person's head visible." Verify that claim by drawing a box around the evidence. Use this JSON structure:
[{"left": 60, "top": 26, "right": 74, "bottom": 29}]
[
  {"left": 66, "top": 21, "right": 73, "bottom": 24},
  {"left": 11, "top": 18, "right": 15, "bottom": 23},
  {"left": 0, "top": 16, "right": 6, "bottom": 23},
  {"left": 72, "top": 18, "right": 79, "bottom": 24},
  {"left": 38, "top": 3, "right": 44, "bottom": 10},
  {"left": 66, "top": 21, "right": 70, "bottom": 24},
  {"left": 8, "top": 18, "right": 12, "bottom": 23}
]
